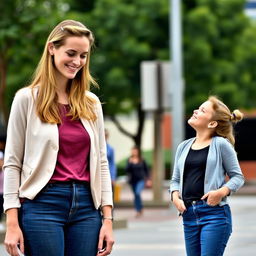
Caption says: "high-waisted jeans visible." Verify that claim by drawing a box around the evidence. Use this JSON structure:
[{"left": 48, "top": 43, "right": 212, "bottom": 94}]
[
  {"left": 19, "top": 182, "right": 102, "bottom": 256},
  {"left": 182, "top": 200, "right": 232, "bottom": 256}
]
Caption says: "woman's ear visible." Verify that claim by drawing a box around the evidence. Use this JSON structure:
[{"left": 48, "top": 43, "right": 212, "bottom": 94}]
[
  {"left": 208, "top": 121, "right": 218, "bottom": 129},
  {"left": 48, "top": 42, "right": 54, "bottom": 56}
]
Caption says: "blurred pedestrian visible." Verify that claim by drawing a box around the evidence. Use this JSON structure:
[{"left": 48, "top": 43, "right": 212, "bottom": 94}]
[
  {"left": 3, "top": 20, "right": 114, "bottom": 256},
  {"left": 105, "top": 129, "right": 117, "bottom": 193},
  {"left": 125, "top": 146, "right": 150, "bottom": 217},
  {"left": 170, "top": 96, "right": 244, "bottom": 256}
]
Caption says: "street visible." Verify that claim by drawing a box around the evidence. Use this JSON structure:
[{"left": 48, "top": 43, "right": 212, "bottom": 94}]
[{"left": 112, "top": 196, "right": 256, "bottom": 256}]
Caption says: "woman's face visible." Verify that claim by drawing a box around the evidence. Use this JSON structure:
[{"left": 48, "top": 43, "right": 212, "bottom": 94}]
[
  {"left": 131, "top": 148, "right": 139, "bottom": 157},
  {"left": 49, "top": 36, "right": 90, "bottom": 82},
  {"left": 188, "top": 100, "right": 215, "bottom": 130}
]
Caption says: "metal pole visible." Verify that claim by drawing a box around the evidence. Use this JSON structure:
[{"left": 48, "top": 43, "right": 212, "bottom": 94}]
[
  {"left": 170, "top": 0, "right": 184, "bottom": 164},
  {"left": 152, "top": 62, "right": 164, "bottom": 202}
]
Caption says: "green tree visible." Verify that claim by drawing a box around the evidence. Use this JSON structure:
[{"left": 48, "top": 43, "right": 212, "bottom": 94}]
[
  {"left": 82, "top": 0, "right": 169, "bottom": 147},
  {"left": 183, "top": 0, "right": 256, "bottom": 113},
  {"left": 0, "top": 0, "right": 68, "bottom": 126}
]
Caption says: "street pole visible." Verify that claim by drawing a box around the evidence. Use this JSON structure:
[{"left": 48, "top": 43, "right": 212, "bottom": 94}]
[
  {"left": 152, "top": 62, "right": 164, "bottom": 202},
  {"left": 170, "top": 0, "right": 184, "bottom": 164}
]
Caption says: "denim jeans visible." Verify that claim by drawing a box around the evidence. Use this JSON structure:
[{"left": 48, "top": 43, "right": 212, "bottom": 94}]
[
  {"left": 131, "top": 180, "right": 145, "bottom": 212},
  {"left": 19, "top": 182, "right": 102, "bottom": 256},
  {"left": 182, "top": 200, "right": 232, "bottom": 256}
]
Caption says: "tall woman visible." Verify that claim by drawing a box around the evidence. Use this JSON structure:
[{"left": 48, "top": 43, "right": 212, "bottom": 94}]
[
  {"left": 170, "top": 96, "right": 244, "bottom": 256},
  {"left": 3, "top": 20, "right": 114, "bottom": 256}
]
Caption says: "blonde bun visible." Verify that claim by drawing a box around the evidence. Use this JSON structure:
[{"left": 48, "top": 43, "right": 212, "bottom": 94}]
[{"left": 231, "top": 109, "right": 244, "bottom": 122}]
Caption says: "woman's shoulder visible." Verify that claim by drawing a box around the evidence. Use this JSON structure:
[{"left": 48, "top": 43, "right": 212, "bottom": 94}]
[
  {"left": 174, "top": 137, "right": 195, "bottom": 156},
  {"left": 13, "top": 86, "right": 36, "bottom": 103},
  {"left": 214, "top": 136, "right": 232, "bottom": 146},
  {"left": 178, "top": 137, "right": 195, "bottom": 149},
  {"left": 86, "top": 91, "right": 100, "bottom": 102},
  {"left": 213, "top": 136, "right": 234, "bottom": 152}
]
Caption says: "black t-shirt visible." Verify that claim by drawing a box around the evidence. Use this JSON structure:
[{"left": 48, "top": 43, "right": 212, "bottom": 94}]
[{"left": 182, "top": 146, "right": 209, "bottom": 202}]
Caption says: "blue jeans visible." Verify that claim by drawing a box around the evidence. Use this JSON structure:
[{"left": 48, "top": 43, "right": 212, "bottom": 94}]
[
  {"left": 19, "top": 182, "right": 102, "bottom": 256},
  {"left": 131, "top": 180, "right": 145, "bottom": 212},
  {"left": 182, "top": 200, "right": 232, "bottom": 256}
]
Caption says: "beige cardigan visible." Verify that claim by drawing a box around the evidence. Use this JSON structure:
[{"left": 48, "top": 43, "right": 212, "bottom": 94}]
[{"left": 3, "top": 87, "right": 113, "bottom": 212}]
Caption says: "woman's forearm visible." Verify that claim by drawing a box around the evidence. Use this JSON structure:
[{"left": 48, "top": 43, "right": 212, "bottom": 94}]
[{"left": 6, "top": 208, "right": 19, "bottom": 227}]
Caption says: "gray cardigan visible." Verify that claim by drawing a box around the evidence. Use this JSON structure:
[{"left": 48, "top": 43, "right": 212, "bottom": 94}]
[{"left": 170, "top": 136, "right": 244, "bottom": 206}]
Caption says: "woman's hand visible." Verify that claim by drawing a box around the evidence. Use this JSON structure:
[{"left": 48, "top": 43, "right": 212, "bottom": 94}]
[
  {"left": 201, "top": 187, "right": 230, "bottom": 206},
  {"left": 4, "top": 224, "right": 24, "bottom": 256},
  {"left": 97, "top": 219, "right": 114, "bottom": 256},
  {"left": 171, "top": 191, "right": 186, "bottom": 214},
  {"left": 173, "top": 197, "right": 186, "bottom": 214}
]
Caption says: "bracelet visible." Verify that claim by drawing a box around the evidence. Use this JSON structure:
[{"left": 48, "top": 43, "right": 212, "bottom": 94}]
[{"left": 103, "top": 216, "right": 113, "bottom": 221}]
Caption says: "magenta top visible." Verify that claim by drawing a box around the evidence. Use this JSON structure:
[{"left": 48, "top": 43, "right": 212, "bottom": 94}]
[{"left": 50, "top": 104, "right": 91, "bottom": 182}]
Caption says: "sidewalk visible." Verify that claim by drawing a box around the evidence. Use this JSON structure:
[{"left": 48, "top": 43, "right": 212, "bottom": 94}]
[{"left": 112, "top": 196, "right": 256, "bottom": 256}]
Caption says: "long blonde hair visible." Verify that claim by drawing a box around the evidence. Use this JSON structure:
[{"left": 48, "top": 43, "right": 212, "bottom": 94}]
[
  {"left": 209, "top": 96, "right": 243, "bottom": 145},
  {"left": 30, "top": 20, "right": 98, "bottom": 123}
]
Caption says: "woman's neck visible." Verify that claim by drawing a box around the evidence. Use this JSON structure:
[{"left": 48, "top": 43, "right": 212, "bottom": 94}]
[
  {"left": 192, "top": 131, "right": 213, "bottom": 149},
  {"left": 56, "top": 81, "right": 69, "bottom": 105}
]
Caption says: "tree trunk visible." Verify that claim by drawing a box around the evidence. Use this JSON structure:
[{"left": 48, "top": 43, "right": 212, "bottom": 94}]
[
  {"left": 0, "top": 53, "right": 8, "bottom": 127},
  {"left": 109, "top": 103, "right": 146, "bottom": 151}
]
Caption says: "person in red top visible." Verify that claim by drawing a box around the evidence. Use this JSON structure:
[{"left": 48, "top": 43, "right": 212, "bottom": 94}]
[{"left": 4, "top": 20, "right": 114, "bottom": 256}]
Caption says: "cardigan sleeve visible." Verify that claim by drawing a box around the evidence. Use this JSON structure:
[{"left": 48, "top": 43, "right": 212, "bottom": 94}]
[
  {"left": 169, "top": 142, "right": 184, "bottom": 198},
  {"left": 3, "top": 88, "right": 29, "bottom": 211},
  {"left": 95, "top": 97, "right": 113, "bottom": 207},
  {"left": 220, "top": 139, "right": 245, "bottom": 193}
]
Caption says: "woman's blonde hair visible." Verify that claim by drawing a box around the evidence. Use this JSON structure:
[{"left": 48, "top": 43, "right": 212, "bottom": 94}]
[
  {"left": 208, "top": 96, "right": 243, "bottom": 145},
  {"left": 30, "top": 19, "right": 98, "bottom": 123}
]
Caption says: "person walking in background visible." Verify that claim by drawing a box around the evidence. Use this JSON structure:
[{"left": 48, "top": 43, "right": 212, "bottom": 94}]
[
  {"left": 170, "top": 96, "right": 244, "bottom": 256},
  {"left": 105, "top": 129, "right": 117, "bottom": 194},
  {"left": 3, "top": 20, "right": 114, "bottom": 256},
  {"left": 0, "top": 135, "right": 6, "bottom": 232},
  {"left": 125, "top": 146, "right": 150, "bottom": 218}
]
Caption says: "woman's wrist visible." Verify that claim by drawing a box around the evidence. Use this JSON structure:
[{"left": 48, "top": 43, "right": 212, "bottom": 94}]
[
  {"left": 172, "top": 191, "right": 181, "bottom": 202},
  {"left": 102, "top": 216, "right": 113, "bottom": 222}
]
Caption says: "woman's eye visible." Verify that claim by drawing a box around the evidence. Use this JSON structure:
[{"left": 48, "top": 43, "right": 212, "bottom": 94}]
[
  {"left": 81, "top": 55, "right": 87, "bottom": 59},
  {"left": 67, "top": 52, "right": 75, "bottom": 57}
]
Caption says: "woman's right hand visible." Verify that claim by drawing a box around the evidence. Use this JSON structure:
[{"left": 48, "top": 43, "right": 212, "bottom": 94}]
[
  {"left": 4, "top": 224, "right": 24, "bottom": 256},
  {"left": 173, "top": 198, "right": 186, "bottom": 214},
  {"left": 171, "top": 191, "right": 186, "bottom": 214}
]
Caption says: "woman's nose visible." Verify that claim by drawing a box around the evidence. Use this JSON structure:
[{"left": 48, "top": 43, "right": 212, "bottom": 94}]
[{"left": 73, "top": 57, "right": 81, "bottom": 66}]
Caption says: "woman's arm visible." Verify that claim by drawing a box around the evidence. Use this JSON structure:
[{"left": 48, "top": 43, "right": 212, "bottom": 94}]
[
  {"left": 4, "top": 89, "right": 28, "bottom": 212},
  {"left": 221, "top": 139, "right": 245, "bottom": 192},
  {"left": 97, "top": 206, "right": 114, "bottom": 256},
  {"left": 4, "top": 89, "right": 29, "bottom": 255}
]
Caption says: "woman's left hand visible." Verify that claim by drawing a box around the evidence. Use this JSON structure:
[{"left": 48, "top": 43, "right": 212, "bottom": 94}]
[
  {"left": 201, "top": 187, "right": 230, "bottom": 206},
  {"left": 201, "top": 190, "right": 223, "bottom": 206},
  {"left": 97, "top": 219, "right": 114, "bottom": 255}
]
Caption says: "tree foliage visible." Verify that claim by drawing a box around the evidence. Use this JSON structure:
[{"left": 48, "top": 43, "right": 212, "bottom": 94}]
[
  {"left": 84, "top": 0, "right": 169, "bottom": 116},
  {"left": 2, "top": 0, "right": 256, "bottom": 134},
  {"left": 0, "top": 0, "right": 69, "bottom": 125},
  {"left": 183, "top": 0, "right": 256, "bottom": 113}
]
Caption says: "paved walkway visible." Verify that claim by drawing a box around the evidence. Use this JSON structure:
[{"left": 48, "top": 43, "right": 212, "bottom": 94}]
[{"left": 112, "top": 196, "right": 256, "bottom": 256}]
